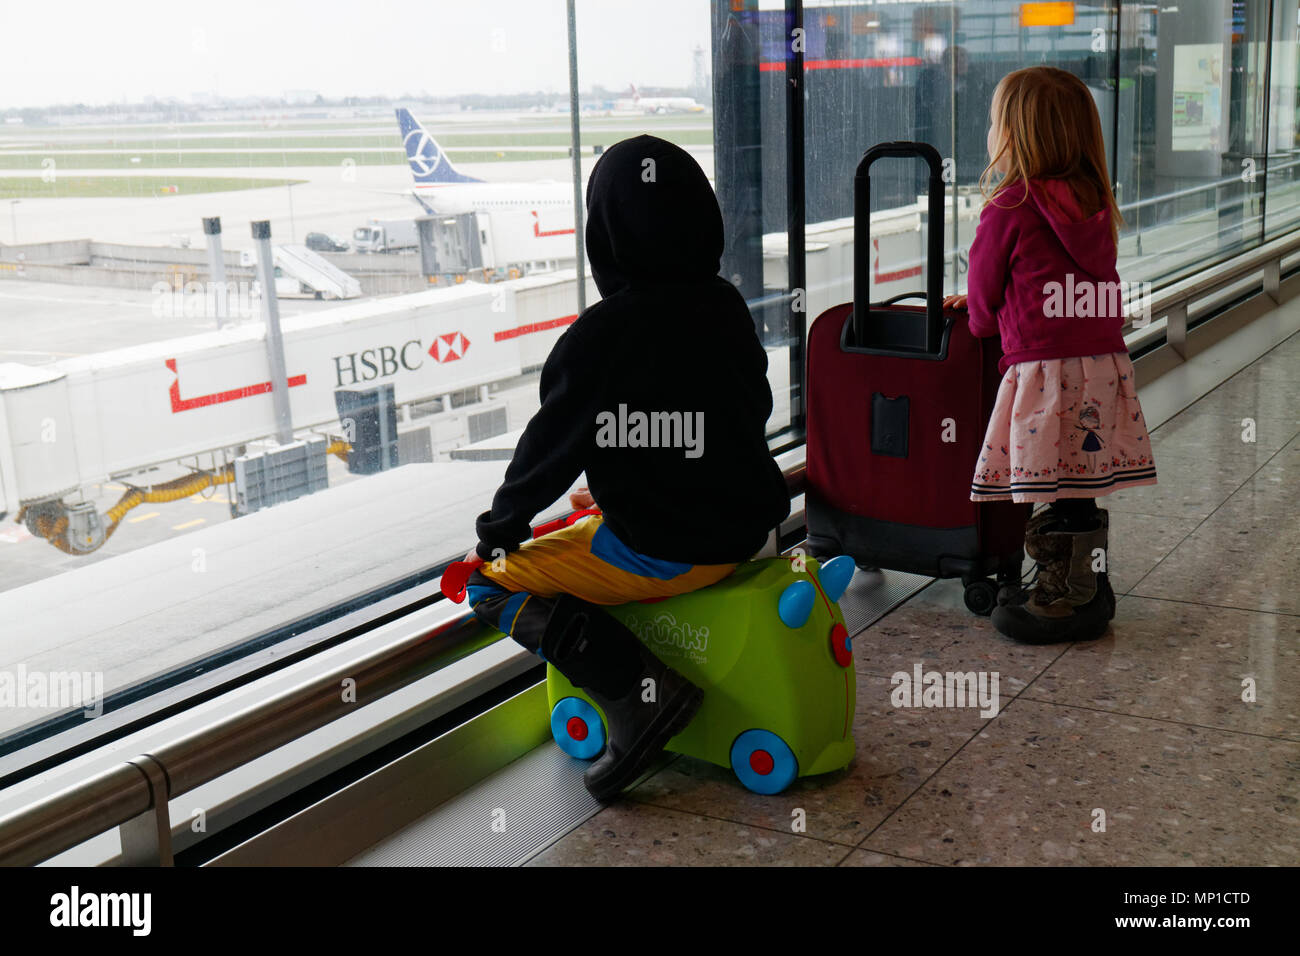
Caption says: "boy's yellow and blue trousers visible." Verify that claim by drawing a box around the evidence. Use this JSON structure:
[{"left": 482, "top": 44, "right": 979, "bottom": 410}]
[{"left": 466, "top": 514, "right": 737, "bottom": 652}]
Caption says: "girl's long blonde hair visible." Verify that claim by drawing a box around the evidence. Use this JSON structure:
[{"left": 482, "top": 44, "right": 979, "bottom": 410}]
[{"left": 980, "top": 66, "right": 1123, "bottom": 246}]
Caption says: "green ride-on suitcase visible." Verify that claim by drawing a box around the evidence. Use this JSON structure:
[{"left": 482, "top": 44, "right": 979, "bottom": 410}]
[{"left": 546, "top": 554, "right": 858, "bottom": 795}]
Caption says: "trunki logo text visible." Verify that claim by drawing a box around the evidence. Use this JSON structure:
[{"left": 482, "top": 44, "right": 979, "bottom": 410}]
[{"left": 626, "top": 612, "right": 709, "bottom": 663}]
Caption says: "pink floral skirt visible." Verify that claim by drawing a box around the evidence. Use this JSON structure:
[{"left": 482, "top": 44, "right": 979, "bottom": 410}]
[{"left": 970, "top": 353, "right": 1158, "bottom": 503}]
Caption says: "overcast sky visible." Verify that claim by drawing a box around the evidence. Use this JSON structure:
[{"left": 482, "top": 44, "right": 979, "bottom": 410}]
[{"left": 1, "top": 0, "right": 715, "bottom": 108}]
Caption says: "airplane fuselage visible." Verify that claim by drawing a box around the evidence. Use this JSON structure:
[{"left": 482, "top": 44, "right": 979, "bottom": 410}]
[
  {"left": 412, "top": 180, "right": 576, "bottom": 217},
  {"left": 613, "top": 97, "right": 705, "bottom": 114}
]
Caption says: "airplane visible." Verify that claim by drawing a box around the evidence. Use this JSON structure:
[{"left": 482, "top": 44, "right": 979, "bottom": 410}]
[
  {"left": 613, "top": 84, "right": 706, "bottom": 114},
  {"left": 392, "top": 108, "right": 714, "bottom": 242},
  {"left": 396, "top": 107, "right": 576, "bottom": 227}
]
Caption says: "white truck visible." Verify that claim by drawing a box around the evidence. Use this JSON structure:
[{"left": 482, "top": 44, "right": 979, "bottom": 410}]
[{"left": 353, "top": 218, "right": 418, "bottom": 254}]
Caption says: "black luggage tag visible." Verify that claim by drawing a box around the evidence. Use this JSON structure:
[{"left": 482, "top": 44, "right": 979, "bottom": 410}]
[{"left": 871, "top": 392, "right": 909, "bottom": 457}]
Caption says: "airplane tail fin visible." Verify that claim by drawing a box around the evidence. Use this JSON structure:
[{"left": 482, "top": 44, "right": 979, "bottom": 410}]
[{"left": 395, "top": 108, "right": 482, "bottom": 185}]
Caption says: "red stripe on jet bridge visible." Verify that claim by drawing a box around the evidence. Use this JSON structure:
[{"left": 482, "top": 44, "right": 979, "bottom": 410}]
[
  {"left": 759, "top": 57, "right": 924, "bottom": 72},
  {"left": 166, "top": 357, "right": 307, "bottom": 413},
  {"left": 493, "top": 314, "right": 578, "bottom": 342},
  {"left": 876, "top": 264, "right": 923, "bottom": 282},
  {"left": 532, "top": 213, "right": 576, "bottom": 238}
]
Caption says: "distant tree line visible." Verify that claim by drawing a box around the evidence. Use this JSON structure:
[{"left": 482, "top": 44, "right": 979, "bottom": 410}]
[{"left": 2, "top": 84, "right": 701, "bottom": 126}]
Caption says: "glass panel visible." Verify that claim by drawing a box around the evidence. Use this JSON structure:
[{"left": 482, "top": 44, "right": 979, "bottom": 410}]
[
  {"left": 803, "top": 1, "right": 932, "bottom": 314},
  {"left": 0, "top": 0, "right": 799, "bottom": 757},
  {"left": 803, "top": 2, "right": 1118, "bottom": 310},
  {"left": 1265, "top": 0, "right": 1300, "bottom": 238},
  {"left": 951, "top": 1, "right": 1118, "bottom": 294},
  {"left": 1117, "top": 0, "right": 1273, "bottom": 285},
  {"left": 708, "top": 0, "right": 800, "bottom": 442},
  {"left": 568, "top": 0, "right": 798, "bottom": 442},
  {"left": 0, "top": 0, "right": 581, "bottom": 750}
]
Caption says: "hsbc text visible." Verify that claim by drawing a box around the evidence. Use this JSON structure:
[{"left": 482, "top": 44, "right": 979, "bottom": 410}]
[{"left": 333, "top": 341, "right": 424, "bottom": 387}]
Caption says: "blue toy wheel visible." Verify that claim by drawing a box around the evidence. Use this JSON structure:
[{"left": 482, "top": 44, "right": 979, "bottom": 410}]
[
  {"left": 550, "top": 697, "right": 605, "bottom": 760},
  {"left": 730, "top": 729, "right": 798, "bottom": 795}
]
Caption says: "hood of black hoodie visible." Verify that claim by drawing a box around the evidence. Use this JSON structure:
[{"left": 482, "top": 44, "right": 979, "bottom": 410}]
[
  {"left": 584, "top": 134, "right": 724, "bottom": 298},
  {"left": 1023, "top": 178, "right": 1117, "bottom": 277}
]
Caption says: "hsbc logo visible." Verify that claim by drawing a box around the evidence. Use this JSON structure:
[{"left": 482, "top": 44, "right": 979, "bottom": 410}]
[
  {"left": 332, "top": 332, "right": 470, "bottom": 387},
  {"left": 429, "top": 331, "right": 470, "bottom": 363}
]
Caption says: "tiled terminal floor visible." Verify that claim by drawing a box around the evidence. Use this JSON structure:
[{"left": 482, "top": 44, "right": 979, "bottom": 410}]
[{"left": 527, "top": 334, "right": 1300, "bottom": 866}]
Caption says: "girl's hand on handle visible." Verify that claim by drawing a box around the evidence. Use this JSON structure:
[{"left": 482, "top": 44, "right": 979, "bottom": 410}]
[
  {"left": 943, "top": 294, "right": 968, "bottom": 311},
  {"left": 569, "top": 486, "right": 595, "bottom": 509}
]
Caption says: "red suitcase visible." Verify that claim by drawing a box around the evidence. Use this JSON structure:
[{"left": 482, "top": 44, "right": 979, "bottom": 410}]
[{"left": 804, "top": 141, "right": 1029, "bottom": 615}]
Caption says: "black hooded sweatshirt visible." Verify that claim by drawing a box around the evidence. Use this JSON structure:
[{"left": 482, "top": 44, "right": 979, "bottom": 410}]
[{"left": 474, "top": 134, "right": 790, "bottom": 565}]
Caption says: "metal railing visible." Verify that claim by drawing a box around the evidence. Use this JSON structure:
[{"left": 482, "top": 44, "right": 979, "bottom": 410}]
[
  {"left": 1117, "top": 155, "right": 1300, "bottom": 217},
  {"left": 0, "top": 607, "right": 489, "bottom": 867},
  {"left": 1133, "top": 224, "right": 1300, "bottom": 358}
]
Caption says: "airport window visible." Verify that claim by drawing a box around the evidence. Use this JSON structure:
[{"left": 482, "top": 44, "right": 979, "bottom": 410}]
[
  {"left": 3, "top": 0, "right": 1300, "bottom": 771},
  {"left": 804, "top": 1, "right": 1296, "bottom": 310}
]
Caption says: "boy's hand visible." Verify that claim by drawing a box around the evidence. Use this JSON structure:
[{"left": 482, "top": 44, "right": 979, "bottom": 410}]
[
  {"left": 569, "top": 486, "right": 595, "bottom": 509},
  {"left": 464, "top": 547, "right": 481, "bottom": 564},
  {"left": 943, "top": 294, "right": 968, "bottom": 311}
]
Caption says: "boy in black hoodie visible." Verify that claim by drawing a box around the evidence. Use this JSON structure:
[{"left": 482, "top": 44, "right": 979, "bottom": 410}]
[{"left": 464, "top": 135, "right": 789, "bottom": 801}]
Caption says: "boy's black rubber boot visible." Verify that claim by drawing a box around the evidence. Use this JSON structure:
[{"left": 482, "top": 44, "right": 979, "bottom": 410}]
[
  {"left": 540, "top": 594, "right": 704, "bottom": 802},
  {"left": 991, "top": 516, "right": 1112, "bottom": 644}
]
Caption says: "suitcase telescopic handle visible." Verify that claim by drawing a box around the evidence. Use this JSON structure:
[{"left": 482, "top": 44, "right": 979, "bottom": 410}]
[
  {"left": 852, "top": 141, "right": 946, "bottom": 353},
  {"left": 879, "top": 292, "right": 926, "bottom": 306}
]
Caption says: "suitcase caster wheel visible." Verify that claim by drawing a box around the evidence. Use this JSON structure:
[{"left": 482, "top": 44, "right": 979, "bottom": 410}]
[
  {"left": 550, "top": 697, "right": 605, "bottom": 760},
  {"left": 730, "top": 730, "right": 799, "bottom": 795},
  {"left": 963, "top": 579, "right": 998, "bottom": 616}
]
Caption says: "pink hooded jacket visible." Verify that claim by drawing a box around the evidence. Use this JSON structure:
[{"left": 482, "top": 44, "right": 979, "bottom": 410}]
[{"left": 966, "top": 178, "right": 1128, "bottom": 374}]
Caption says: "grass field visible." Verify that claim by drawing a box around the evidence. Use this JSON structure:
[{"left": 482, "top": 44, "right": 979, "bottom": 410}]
[
  {"left": 0, "top": 128, "right": 714, "bottom": 152},
  {"left": 0, "top": 150, "right": 595, "bottom": 170},
  {"left": 0, "top": 112, "right": 712, "bottom": 186},
  {"left": 0, "top": 113, "right": 709, "bottom": 136},
  {"left": 0, "top": 175, "right": 307, "bottom": 199}
]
